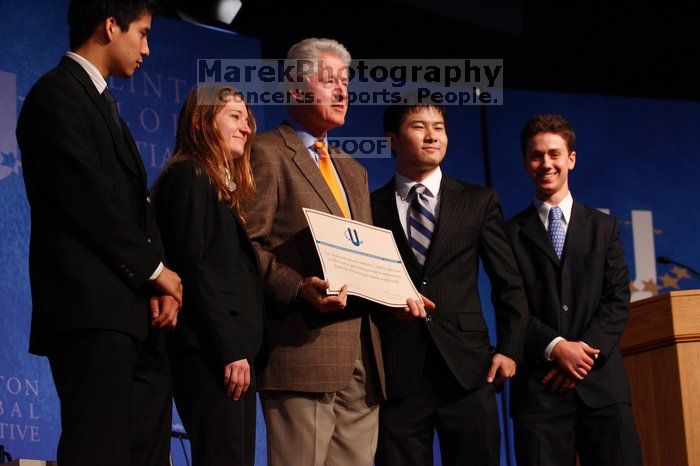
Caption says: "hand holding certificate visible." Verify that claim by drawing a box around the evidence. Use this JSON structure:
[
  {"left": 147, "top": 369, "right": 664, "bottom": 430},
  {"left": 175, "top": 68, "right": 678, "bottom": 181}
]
[{"left": 303, "top": 208, "right": 422, "bottom": 308}]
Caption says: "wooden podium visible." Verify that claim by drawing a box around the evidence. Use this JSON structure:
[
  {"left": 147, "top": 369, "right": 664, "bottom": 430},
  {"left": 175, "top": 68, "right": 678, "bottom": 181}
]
[{"left": 621, "top": 290, "right": 700, "bottom": 466}]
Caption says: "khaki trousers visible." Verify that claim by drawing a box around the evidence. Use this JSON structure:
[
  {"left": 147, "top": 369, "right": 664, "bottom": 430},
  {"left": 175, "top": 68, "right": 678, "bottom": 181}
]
[{"left": 261, "top": 335, "right": 379, "bottom": 466}]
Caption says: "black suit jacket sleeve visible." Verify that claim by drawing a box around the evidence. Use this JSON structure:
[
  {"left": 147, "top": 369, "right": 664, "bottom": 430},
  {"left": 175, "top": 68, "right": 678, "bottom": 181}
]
[
  {"left": 154, "top": 163, "right": 249, "bottom": 366},
  {"left": 579, "top": 220, "right": 631, "bottom": 363},
  {"left": 17, "top": 76, "right": 160, "bottom": 288},
  {"left": 525, "top": 315, "right": 561, "bottom": 363},
  {"left": 477, "top": 191, "right": 528, "bottom": 362}
]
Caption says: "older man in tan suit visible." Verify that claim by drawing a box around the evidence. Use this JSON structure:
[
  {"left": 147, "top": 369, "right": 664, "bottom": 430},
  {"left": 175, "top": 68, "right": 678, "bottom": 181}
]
[{"left": 244, "top": 38, "right": 428, "bottom": 466}]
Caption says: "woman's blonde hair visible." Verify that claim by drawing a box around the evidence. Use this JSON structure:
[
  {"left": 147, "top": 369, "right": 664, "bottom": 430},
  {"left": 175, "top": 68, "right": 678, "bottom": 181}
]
[{"left": 167, "top": 84, "right": 256, "bottom": 221}]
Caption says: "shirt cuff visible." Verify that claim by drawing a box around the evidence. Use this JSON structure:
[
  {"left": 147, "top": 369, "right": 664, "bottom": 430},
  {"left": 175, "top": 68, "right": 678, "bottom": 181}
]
[
  {"left": 149, "top": 262, "right": 164, "bottom": 281},
  {"left": 544, "top": 336, "right": 565, "bottom": 361}
]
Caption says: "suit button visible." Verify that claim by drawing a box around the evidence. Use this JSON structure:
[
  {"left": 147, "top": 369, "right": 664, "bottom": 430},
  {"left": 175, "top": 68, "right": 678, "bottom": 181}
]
[
  {"left": 147, "top": 238, "right": 152, "bottom": 244},
  {"left": 425, "top": 315, "right": 432, "bottom": 322},
  {"left": 562, "top": 305, "right": 569, "bottom": 312},
  {"left": 421, "top": 281, "right": 427, "bottom": 286},
  {"left": 146, "top": 196, "right": 151, "bottom": 204},
  {"left": 127, "top": 272, "right": 134, "bottom": 279}
]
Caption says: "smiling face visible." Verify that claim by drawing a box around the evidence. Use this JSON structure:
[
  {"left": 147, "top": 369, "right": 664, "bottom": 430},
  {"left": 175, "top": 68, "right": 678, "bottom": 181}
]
[
  {"left": 107, "top": 12, "right": 151, "bottom": 78},
  {"left": 389, "top": 106, "right": 447, "bottom": 181},
  {"left": 214, "top": 98, "right": 252, "bottom": 159},
  {"left": 524, "top": 131, "right": 576, "bottom": 204},
  {"left": 290, "top": 53, "right": 349, "bottom": 136}
]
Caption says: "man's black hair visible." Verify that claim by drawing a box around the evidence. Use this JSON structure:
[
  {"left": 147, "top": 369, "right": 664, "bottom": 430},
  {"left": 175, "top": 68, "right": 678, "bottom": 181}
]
[
  {"left": 383, "top": 91, "right": 447, "bottom": 135},
  {"left": 68, "top": 0, "right": 158, "bottom": 50}
]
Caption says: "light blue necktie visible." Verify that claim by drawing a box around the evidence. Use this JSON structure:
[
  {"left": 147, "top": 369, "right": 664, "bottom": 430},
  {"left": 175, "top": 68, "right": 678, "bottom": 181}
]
[
  {"left": 548, "top": 206, "right": 565, "bottom": 260},
  {"left": 408, "top": 183, "right": 435, "bottom": 266}
]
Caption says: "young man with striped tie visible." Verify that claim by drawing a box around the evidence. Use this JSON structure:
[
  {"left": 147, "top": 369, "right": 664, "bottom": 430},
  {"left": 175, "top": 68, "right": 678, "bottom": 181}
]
[
  {"left": 505, "top": 114, "right": 641, "bottom": 466},
  {"left": 371, "top": 96, "right": 529, "bottom": 466}
]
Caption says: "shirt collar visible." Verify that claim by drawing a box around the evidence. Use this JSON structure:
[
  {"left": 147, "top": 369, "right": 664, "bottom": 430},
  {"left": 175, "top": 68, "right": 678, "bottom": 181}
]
[
  {"left": 65, "top": 51, "right": 107, "bottom": 94},
  {"left": 534, "top": 191, "right": 574, "bottom": 226},
  {"left": 395, "top": 168, "right": 443, "bottom": 201},
  {"left": 286, "top": 115, "right": 328, "bottom": 150}
]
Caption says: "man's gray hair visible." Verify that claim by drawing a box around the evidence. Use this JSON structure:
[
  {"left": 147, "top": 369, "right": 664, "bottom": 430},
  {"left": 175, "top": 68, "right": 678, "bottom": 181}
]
[{"left": 286, "top": 37, "right": 351, "bottom": 80}]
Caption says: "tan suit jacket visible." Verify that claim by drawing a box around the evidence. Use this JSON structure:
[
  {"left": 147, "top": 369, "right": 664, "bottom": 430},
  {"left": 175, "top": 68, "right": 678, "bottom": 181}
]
[{"left": 244, "top": 122, "right": 386, "bottom": 396}]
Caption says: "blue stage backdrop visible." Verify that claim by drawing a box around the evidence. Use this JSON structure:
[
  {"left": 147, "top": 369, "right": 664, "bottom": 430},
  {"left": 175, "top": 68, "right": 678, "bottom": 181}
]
[{"left": 2, "top": 2, "right": 699, "bottom": 465}]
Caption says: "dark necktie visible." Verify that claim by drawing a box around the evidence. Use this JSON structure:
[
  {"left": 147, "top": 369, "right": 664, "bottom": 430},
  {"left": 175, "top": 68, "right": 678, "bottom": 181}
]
[
  {"left": 408, "top": 183, "right": 435, "bottom": 266},
  {"left": 101, "top": 88, "right": 123, "bottom": 134},
  {"left": 548, "top": 206, "right": 565, "bottom": 260}
]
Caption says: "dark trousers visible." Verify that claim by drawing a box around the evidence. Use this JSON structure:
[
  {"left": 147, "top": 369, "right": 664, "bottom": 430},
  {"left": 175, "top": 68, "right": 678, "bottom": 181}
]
[
  {"left": 172, "top": 349, "right": 257, "bottom": 466},
  {"left": 47, "top": 329, "right": 172, "bottom": 466},
  {"left": 513, "top": 390, "right": 642, "bottom": 466},
  {"left": 376, "top": 341, "right": 500, "bottom": 466}
]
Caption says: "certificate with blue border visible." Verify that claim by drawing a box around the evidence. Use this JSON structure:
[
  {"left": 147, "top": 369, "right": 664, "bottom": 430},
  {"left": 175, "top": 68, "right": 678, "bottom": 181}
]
[{"left": 303, "top": 208, "right": 422, "bottom": 307}]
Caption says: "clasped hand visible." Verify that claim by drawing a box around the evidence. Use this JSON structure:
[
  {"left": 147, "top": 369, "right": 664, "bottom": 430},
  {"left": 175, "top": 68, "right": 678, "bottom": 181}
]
[
  {"left": 544, "top": 340, "right": 600, "bottom": 393},
  {"left": 149, "top": 265, "right": 183, "bottom": 330}
]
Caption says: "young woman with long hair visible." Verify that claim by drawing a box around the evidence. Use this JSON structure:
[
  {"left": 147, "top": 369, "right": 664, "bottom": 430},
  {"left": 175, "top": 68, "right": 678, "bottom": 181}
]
[{"left": 152, "top": 84, "right": 265, "bottom": 466}]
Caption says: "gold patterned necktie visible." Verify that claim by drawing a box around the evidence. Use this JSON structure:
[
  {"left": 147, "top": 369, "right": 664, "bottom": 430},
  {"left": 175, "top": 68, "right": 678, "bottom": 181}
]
[{"left": 314, "top": 140, "right": 351, "bottom": 218}]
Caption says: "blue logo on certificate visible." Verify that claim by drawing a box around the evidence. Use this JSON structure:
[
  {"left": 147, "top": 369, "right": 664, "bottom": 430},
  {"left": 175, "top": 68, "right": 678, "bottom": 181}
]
[{"left": 345, "top": 228, "right": 363, "bottom": 246}]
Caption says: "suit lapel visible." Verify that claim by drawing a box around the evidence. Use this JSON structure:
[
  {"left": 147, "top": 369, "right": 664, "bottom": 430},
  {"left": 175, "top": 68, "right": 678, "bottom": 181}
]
[
  {"left": 61, "top": 57, "right": 143, "bottom": 181},
  {"left": 422, "top": 176, "right": 461, "bottom": 272},
  {"left": 562, "top": 202, "right": 589, "bottom": 264},
  {"left": 278, "top": 123, "right": 345, "bottom": 218},
  {"left": 520, "top": 204, "right": 560, "bottom": 267},
  {"left": 331, "top": 147, "right": 367, "bottom": 222},
  {"left": 373, "top": 179, "right": 422, "bottom": 276},
  {"left": 231, "top": 210, "right": 259, "bottom": 271},
  {"left": 121, "top": 121, "right": 148, "bottom": 182}
]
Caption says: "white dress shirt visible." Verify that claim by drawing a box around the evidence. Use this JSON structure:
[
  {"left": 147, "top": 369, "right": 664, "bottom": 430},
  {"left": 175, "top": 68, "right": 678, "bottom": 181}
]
[
  {"left": 65, "top": 51, "right": 107, "bottom": 93},
  {"left": 533, "top": 191, "right": 573, "bottom": 235}
]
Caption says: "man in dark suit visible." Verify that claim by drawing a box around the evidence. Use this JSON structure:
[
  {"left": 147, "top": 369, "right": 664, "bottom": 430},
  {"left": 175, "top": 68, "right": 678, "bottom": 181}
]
[
  {"left": 243, "top": 38, "right": 428, "bottom": 466},
  {"left": 371, "top": 97, "right": 529, "bottom": 466},
  {"left": 16, "top": 1, "right": 182, "bottom": 464},
  {"left": 505, "top": 114, "right": 642, "bottom": 466}
]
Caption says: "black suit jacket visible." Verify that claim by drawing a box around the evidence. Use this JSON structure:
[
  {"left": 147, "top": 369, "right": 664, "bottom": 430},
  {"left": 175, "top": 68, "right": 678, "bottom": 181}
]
[
  {"left": 371, "top": 175, "right": 528, "bottom": 399},
  {"left": 17, "top": 57, "right": 163, "bottom": 355},
  {"left": 152, "top": 161, "right": 265, "bottom": 368},
  {"left": 505, "top": 201, "right": 632, "bottom": 412}
]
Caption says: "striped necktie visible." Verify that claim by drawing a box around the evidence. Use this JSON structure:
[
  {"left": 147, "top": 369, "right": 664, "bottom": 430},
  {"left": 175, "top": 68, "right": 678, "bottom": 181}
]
[
  {"left": 314, "top": 140, "right": 350, "bottom": 218},
  {"left": 408, "top": 183, "right": 435, "bottom": 266}
]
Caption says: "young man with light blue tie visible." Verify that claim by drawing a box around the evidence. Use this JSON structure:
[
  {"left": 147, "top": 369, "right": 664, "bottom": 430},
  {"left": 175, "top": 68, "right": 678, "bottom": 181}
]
[{"left": 506, "top": 114, "right": 642, "bottom": 466}]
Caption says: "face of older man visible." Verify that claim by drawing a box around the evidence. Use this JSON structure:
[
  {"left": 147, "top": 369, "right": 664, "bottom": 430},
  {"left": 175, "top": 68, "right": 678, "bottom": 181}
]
[{"left": 291, "top": 53, "right": 349, "bottom": 136}]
